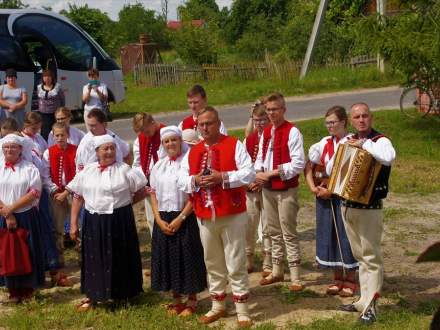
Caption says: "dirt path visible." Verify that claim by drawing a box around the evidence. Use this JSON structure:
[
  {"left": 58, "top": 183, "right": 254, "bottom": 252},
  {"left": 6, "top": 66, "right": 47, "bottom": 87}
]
[{"left": 1, "top": 192, "right": 439, "bottom": 328}]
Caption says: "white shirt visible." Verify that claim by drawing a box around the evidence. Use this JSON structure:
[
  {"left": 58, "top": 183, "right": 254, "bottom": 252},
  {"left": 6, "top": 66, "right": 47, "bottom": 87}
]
[
  {"left": 48, "top": 126, "right": 85, "bottom": 147},
  {"left": 177, "top": 139, "right": 255, "bottom": 194},
  {"left": 82, "top": 83, "right": 108, "bottom": 113},
  {"left": 132, "top": 136, "right": 165, "bottom": 175},
  {"left": 178, "top": 119, "right": 228, "bottom": 136},
  {"left": 325, "top": 135, "right": 396, "bottom": 176},
  {"left": 254, "top": 125, "right": 305, "bottom": 180},
  {"left": 67, "top": 162, "right": 147, "bottom": 214},
  {"left": 22, "top": 133, "right": 47, "bottom": 159},
  {"left": 0, "top": 159, "right": 41, "bottom": 213},
  {"left": 308, "top": 134, "right": 352, "bottom": 166},
  {"left": 75, "top": 129, "right": 129, "bottom": 171},
  {"left": 150, "top": 153, "right": 188, "bottom": 212}
]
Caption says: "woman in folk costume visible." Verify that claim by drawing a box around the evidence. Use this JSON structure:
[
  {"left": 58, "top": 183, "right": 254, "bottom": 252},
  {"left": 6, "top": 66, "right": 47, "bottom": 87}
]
[
  {"left": 150, "top": 126, "right": 206, "bottom": 317},
  {"left": 0, "top": 134, "right": 45, "bottom": 303},
  {"left": 305, "top": 106, "right": 358, "bottom": 297},
  {"left": 68, "top": 134, "right": 147, "bottom": 311},
  {"left": 47, "top": 107, "right": 85, "bottom": 147}
]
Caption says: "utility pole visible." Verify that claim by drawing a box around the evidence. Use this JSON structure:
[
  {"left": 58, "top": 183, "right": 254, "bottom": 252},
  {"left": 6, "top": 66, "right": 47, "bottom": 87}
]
[
  {"left": 300, "top": 0, "right": 329, "bottom": 79},
  {"left": 377, "top": 0, "right": 386, "bottom": 73}
]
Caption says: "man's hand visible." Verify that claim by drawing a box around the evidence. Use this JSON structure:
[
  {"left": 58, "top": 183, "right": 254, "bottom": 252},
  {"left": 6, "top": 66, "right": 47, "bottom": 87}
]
[
  {"left": 347, "top": 138, "right": 366, "bottom": 148},
  {"left": 199, "top": 169, "right": 223, "bottom": 188},
  {"left": 255, "top": 171, "right": 271, "bottom": 185}
]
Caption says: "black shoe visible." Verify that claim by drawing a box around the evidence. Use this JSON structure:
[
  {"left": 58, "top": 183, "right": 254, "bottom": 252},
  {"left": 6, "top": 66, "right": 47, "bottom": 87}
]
[
  {"left": 359, "top": 308, "right": 377, "bottom": 325},
  {"left": 339, "top": 303, "right": 358, "bottom": 312}
]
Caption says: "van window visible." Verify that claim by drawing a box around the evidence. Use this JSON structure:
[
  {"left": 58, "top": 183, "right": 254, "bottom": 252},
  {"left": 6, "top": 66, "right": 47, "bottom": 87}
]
[
  {"left": 0, "top": 15, "right": 8, "bottom": 36},
  {"left": 13, "top": 14, "right": 98, "bottom": 71},
  {"left": 0, "top": 36, "right": 34, "bottom": 71}
]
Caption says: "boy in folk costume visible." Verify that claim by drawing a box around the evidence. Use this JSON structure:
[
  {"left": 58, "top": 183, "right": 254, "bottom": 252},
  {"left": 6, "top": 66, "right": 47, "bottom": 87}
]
[
  {"left": 42, "top": 122, "right": 76, "bottom": 274},
  {"left": 178, "top": 84, "right": 227, "bottom": 135},
  {"left": 243, "top": 102, "right": 272, "bottom": 275},
  {"left": 254, "top": 92, "right": 306, "bottom": 292},
  {"left": 332, "top": 103, "right": 396, "bottom": 325},
  {"left": 178, "top": 107, "right": 255, "bottom": 328},
  {"left": 132, "top": 112, "right": 165, "bottom": 237}
]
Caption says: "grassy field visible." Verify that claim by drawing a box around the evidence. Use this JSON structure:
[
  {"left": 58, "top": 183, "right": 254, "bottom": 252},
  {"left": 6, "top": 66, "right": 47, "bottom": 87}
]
[
  {"left": 2, "top": 110, "right": 439, "bottom": 329},
  {"left": 111, "top": 66, "right": 401, "bottom": 118}
]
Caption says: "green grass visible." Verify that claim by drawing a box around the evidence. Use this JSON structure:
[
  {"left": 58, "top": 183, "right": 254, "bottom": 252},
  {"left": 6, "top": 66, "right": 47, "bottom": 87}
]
[{"left": 112, "top": 66, "right": 401, "bottom": 118}]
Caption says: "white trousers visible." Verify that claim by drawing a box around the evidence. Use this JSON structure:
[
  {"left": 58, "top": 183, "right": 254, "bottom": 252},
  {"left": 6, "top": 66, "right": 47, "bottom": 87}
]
[
  {"left": 144, "top": 195, "right": 154, "bottom": 238},
  {"left": 198, "top": 213, "right": 250, "bottom": 298}
]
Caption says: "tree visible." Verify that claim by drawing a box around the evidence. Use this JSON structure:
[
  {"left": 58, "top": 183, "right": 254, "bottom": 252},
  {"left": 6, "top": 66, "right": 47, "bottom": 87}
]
[
  {"left": 177, "top": 0, "right": 220, "bottom": 21},
  {"left": 116, "top": 4, "right": 168, "bottom": 48},
  {"left": 60, "top": 4, "right": 118, "bottom": 56},
  {"left": 0, "top": 0, "right": 27, "bottom": 8}
]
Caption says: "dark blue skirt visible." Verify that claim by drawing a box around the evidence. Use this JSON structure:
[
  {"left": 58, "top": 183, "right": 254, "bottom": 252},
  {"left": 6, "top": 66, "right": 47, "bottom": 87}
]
[
  {"left": 0, "top": 208, "right": 46, "bottom": 288},
  {"left": 81, "top": 204, "right": 143, "bottom": 302},
  {"left": 38, "top": 190, "right": 61, "bottom": 270},
  {"left": 151, "top": 211, "right": 207, "bottom": 295},
  {"left": 315, "top": 198, "right": 358, "bottom": 269}
]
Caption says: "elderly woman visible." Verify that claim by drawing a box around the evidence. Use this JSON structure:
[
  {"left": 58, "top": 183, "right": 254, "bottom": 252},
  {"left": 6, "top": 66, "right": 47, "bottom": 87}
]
[
  {"left": 67, "top": 134, "right": 147, "bottom": 311},
  {"left": 36, "top": 69, "right": 65, "bottom": 140},
  {"left": 0, "top": 134, "right": 45, "bottom": 303},
  {"left": 304, "top": 106, "right": 358, "bottom": 297},
  {"left": 0, "top": 68, "right": 28, "bottom": 128},
  {"left": 150, "top": 126, "right": 206, "bottom": 317}
]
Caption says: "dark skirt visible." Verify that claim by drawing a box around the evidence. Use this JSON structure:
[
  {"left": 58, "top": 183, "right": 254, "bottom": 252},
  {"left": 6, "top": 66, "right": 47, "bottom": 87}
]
[
  {"left": 0, "top": 208, "right": 46, "bottom": 289},
  {"left": 315, "top": 198, "right": 358, "bottom": 269},
  {"left": 81, "top": 204, "right": 143, "bottom": 302},
  {"left": 38, "top": 190, "right": 61, "bottom": 270},
  {"left": 151, "top": 211, "right": 207, "bottom": 295}
]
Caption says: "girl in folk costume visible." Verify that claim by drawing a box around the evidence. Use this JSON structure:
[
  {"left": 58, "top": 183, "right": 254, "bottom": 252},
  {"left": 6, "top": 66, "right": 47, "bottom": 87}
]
[
  {"left": 68, "top": 135, "right": 147, "bottom": 311},
  {"left": 42, "top": 122, "right": 77, "bottom": 286},
  {"left": 48, "top": 107, "right": 85, "bottom": 147},
  {"left": 0, "top": 134, "right": 45, "bottom": 303},
  {"left": 21, "top": 112, "right": 48, "bottom": 159},
  {"left": 243, "top": 102, "right": 272, "bottom": 275},
  {"left": 132, "top": 112, "right": 165, "bottom": 237},
  {"left": 305, "top": 106, "right": 358, "bottom": 297},
  {"left": 150, "top": 126, "right": 207, "bottom": 317}
]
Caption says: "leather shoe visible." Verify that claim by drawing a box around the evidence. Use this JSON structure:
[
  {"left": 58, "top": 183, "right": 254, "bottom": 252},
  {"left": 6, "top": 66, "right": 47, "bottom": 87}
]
[
  {"left": 359, "top": 309, "right": 376, "bottom": 325},
  {"left": 237, "top": 320, "right": 254, "bottom": 328},
  {"left": 288, "top": 283, "right": 304, "bottom": 292},
  {"left": 261, "top": 270, "right": 272, "bottom": 278},
  {"left": 259, "top": 275, "right": 283, "bottom": 286},
  {"left": 199, "top": 309, "right": 226, "bottom": 324},
  {"left": 339, "top": 304, "right": 358, "bottom": 312}
]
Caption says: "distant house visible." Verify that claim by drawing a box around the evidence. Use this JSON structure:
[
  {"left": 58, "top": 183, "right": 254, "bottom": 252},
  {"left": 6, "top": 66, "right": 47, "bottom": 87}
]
[
  {"left": 166, "top": 20, "right": 206, "bottom": 31},
  {"left": 364, "top": 0, "right": 403, "bottom": 15}
]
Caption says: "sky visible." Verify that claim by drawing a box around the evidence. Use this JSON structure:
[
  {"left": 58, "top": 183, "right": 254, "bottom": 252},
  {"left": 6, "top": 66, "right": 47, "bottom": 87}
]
[{"left": 23, "top": 0, "right": 233, "bottom": 21}]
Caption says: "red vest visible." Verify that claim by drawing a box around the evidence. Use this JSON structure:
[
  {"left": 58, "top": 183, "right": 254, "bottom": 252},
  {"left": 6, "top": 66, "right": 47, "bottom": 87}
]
[
  {"left": 48, "top": 143, "right": 77, "bottom": 191},
  {"left": 245, "top": 130, "right": 260, "bottom": 164},
  {"left": 181, "top": 115, "right": 197, "bottom": 130},
  {"left": 138, "top": 123, "right": 165, "bottom": 176},
  {"left": 188, "top": 135, "right": 246, "bottom": 220},
  {"left": 262, "top": 121, "right": 299, "bottom": 190}
]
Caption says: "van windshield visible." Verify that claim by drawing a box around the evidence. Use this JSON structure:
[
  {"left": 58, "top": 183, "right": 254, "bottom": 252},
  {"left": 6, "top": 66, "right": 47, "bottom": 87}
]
[{"left": 13, "top": 14, "right": 98, "bottom": 71}]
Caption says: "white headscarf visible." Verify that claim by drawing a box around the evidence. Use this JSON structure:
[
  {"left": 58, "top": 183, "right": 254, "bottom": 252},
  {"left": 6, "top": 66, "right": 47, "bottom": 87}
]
[
  {"left": 93, "top": 134, "right": 115, "bottom": 149},
  {"left": 0, "top": 134, "right": 33, "bottom": 163},
  {"left": 159, "top": 125, "right": 188, "bottom": 155}
]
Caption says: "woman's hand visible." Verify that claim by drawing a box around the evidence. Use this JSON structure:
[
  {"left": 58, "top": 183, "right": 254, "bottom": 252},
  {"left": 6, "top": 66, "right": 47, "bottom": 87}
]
[
  {"left": 54, "top": 190, "right": 69, "bottom": 204},
  {"left": 6, "top": 103, "right": 16, "bottom": 112},
  {"left": 168, "top": 217, "right": 183, "bottom": 233},
  {"left": 6, "top": 215, "right": 17, "bottom": 230},
  {"left": 157, "top": 219, "right": 174, "bottom": 236},
  {"left": 0, "top": 204, "right": 13, "bottom": 218},
  {"left": 70, "top": 220, "right": 79, "bottom": 242},
  {"left": 316, "top": 186, "right": 332, "bottom": 200}
]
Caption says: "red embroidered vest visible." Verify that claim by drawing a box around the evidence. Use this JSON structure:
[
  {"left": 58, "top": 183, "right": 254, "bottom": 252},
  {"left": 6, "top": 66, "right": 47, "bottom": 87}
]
[
  {"left": 181, "top": 116, "right": 197, "bottom": 130},
  {"left": 138, "top": 123, "right": 165, "bottom": 176},
  {"left": 245, "top": 130, "right": 260, "bottom": 164},
  {"left": 49, "top": 144, "right": 77, "bottom": 191},
  {"left": 262, "top": 121, "right": 299, "bottom": 190},
  {"left": 188, "top": 135, "right": 246, "bottom": 220}
]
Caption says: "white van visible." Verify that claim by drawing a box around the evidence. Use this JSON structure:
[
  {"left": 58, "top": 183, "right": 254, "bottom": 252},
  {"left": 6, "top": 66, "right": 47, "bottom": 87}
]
[{"left": 0, "top": 9, "right": 125, "bottom": 118}]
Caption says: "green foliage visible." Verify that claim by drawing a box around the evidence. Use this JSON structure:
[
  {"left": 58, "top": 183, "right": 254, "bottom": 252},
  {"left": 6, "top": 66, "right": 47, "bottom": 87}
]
[
  {"left": 116, "top": 4, "right": 168, "bottom": 48},
  {"left": 177, "top": 0, "right": 220, "bottom": 21},
  {"left": 60, "top": 4, "right": 119, "bottom": 56},
  {"left": 0, "top": 0, "right": 27, "bottom": 8}
]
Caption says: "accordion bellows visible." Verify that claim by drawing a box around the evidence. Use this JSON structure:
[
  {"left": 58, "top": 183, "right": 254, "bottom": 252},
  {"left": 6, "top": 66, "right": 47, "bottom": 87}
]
[{"left": 328, "top": 143, "right": 382, "bottom": 205}]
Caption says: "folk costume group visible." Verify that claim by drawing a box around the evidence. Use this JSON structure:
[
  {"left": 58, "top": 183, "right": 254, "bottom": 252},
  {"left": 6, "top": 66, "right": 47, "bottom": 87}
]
[{"left": 0, "top": 82, "right": 396, "bottom": 327}]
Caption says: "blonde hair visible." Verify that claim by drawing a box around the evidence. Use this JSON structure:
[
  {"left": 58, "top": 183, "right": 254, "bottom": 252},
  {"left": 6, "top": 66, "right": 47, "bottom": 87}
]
[
  {"left": 24, "top": 112, "right": 42, "bottom": 126},
  {"left": 55, "top": 107, "right": 72, "bottom": 118},
  {"left": 132, "top": 112, "right": 154, "bottom": 133}
]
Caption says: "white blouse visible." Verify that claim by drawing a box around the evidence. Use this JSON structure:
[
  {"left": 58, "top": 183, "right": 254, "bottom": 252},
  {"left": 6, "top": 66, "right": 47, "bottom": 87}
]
[
  {"left": 48, "top": 126, "right": 85, "bottom": 147},
  {"left": 150, "top": 153, "right": 188, "bottom": 212},
  {"left": 66, "top": 162, "right": 147, "bottom": 214},
  {"left": 22, "top": 133, "right": 48, "bottom": 159},
  {"left": 0, "top": 159, "right": 41, "bottom": 213},
  {"left": 75, "top": 129, "right": 129, "bottom": 171}
]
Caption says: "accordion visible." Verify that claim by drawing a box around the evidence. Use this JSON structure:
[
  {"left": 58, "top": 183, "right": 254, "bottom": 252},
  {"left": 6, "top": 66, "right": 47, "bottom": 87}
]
[{"left": 328, "top": 143, "right": 382, "bottom": 205}]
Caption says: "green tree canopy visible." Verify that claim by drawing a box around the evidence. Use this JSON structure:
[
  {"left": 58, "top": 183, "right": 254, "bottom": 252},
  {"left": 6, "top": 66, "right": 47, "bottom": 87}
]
[
  {"left": 0, "top": 0, "right": 27, "bottom": 8},
  {"left": 177, "top": 0, "right": 220, "bottom": 21}
]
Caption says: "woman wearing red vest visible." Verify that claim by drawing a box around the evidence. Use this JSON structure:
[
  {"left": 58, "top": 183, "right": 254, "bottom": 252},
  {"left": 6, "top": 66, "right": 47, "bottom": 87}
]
[
  {"left": 304, "top": 106, "right": 358, "bottom": 297},
  {"left": 254, "top": 92, "right": 306, "bottom": 292},
  {"left": 42, "top": 122, "right": 77, "bottom": 286},
  {"left": 243, "top": 102, "right": 272, "bottom": 275},
  {"left": 178, "top": 107, "right": 255, "bottom": 328}
]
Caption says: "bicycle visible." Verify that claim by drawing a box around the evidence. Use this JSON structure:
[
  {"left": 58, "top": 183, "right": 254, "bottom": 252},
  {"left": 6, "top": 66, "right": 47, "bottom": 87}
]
[{"left": 400, "top": 78, "right": 440, "bottom": 118}]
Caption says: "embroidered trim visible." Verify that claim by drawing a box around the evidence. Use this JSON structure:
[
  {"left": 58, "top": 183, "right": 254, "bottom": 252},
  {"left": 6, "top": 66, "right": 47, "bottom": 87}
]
[
  {"left": 278, "top": 164, "right": 287, "bottom": 181},
  {"left": 232, "top": 293, "right": 250, "bottom": 303},
  {"left": 210, "top": 292, "right": 227, "bottom": 301},
  {"left": 29, "top": 189, "right": 41, "bottom": 199}
]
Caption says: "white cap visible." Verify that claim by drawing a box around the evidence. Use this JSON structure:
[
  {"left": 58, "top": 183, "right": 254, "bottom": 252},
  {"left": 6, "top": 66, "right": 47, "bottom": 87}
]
[
  {"left": 160, "top": 125, "right": 182, "bottom": 141},
  {"left": 182, "top": 129, "right": 200, "bottom": 145},
  {"left": 93, "top": 134, "right": 115, "bottom": 149}
]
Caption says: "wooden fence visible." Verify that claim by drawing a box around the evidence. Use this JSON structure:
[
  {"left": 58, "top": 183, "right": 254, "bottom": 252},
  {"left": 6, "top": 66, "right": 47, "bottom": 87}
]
[{"left": 133, "top": 57, "right": 376, "bottom": 87}]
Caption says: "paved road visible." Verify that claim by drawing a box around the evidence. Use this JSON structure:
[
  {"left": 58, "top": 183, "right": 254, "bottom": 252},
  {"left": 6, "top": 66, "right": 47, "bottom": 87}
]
[{"left": 76, "top": 86, "right": 403, "bottom": 142}]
